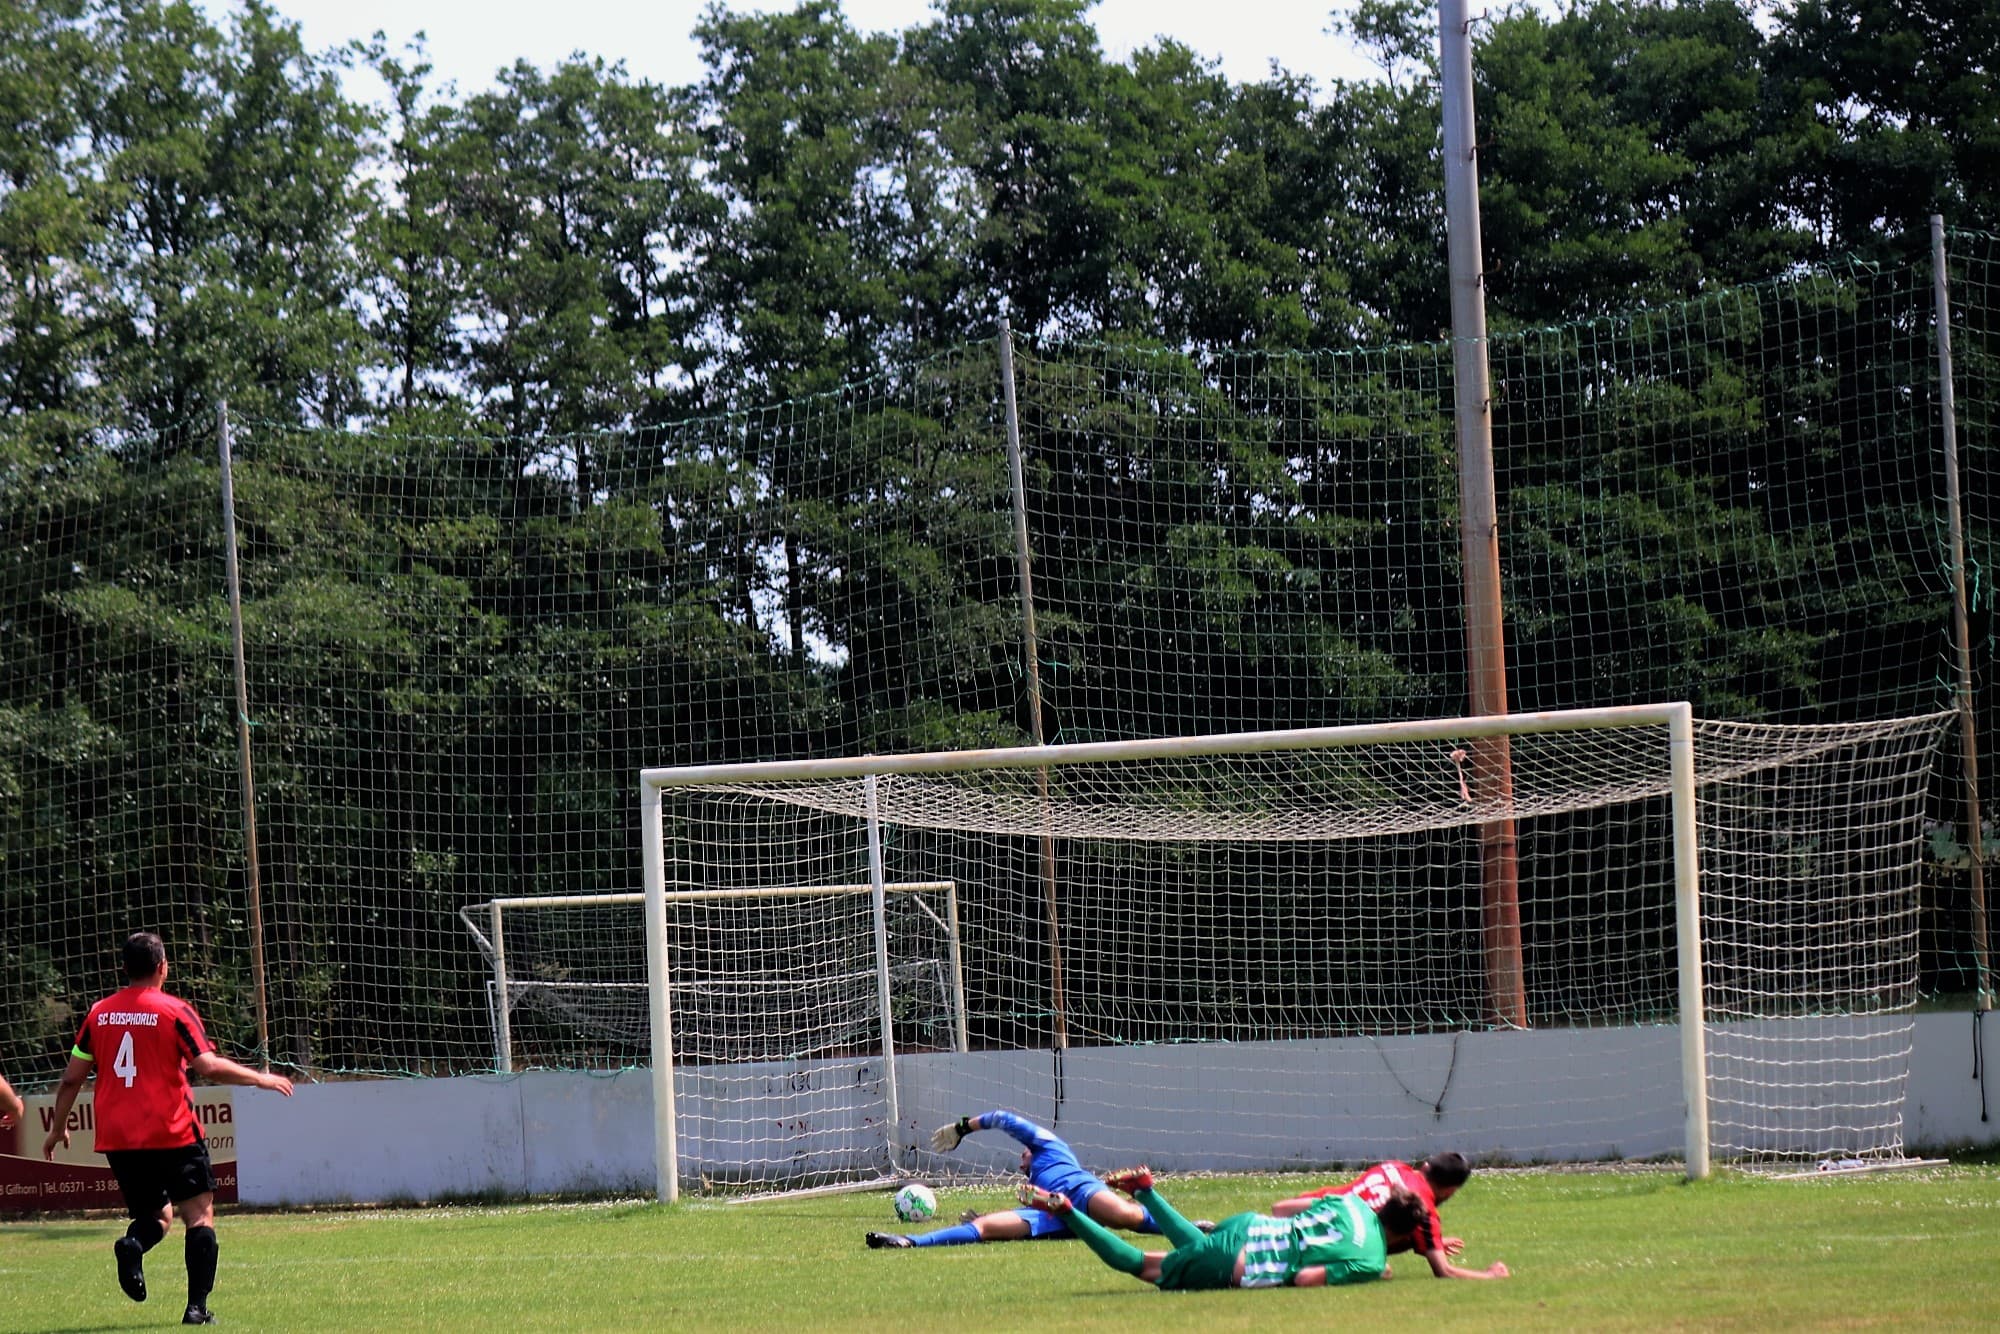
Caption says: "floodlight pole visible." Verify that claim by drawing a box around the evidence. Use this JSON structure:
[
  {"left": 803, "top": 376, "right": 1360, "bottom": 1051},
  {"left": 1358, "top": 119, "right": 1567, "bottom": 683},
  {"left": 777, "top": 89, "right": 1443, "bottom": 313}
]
[
  {"left": 1440, "top": 0, "right": 1526, "bottom": 1028},
  {"left": 1931, "top": 215, "right": 1991, "bottom": 1011}
]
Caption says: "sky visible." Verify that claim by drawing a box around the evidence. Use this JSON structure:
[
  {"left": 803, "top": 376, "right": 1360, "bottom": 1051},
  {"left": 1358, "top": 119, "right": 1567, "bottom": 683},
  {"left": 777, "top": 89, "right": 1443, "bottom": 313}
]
[{"left": 194, "top": 0, "right": 1381, "bottom": 101}]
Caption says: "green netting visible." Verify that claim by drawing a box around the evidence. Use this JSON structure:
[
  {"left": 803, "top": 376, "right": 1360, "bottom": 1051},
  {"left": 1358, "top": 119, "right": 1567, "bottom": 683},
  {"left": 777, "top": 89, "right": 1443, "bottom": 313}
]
[{"left": 1, "top": 236, "right": 1992, "bottom": 1080}]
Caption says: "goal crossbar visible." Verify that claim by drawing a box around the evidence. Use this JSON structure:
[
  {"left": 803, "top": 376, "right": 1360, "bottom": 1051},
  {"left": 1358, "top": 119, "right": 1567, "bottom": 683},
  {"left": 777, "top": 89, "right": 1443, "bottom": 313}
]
[
  {"left": 640, "top": 703, "right": 1695, "bottom": 789},
  {"left": 471, "top": 882, "right": 958, "bottom": 909}
]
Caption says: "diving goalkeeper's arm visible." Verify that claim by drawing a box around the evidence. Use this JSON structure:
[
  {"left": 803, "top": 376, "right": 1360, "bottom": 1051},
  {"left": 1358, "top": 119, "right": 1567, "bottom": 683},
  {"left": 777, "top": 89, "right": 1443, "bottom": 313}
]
[{"left": 930, "top": 1109, "right": 1058, "bottom": 1154}]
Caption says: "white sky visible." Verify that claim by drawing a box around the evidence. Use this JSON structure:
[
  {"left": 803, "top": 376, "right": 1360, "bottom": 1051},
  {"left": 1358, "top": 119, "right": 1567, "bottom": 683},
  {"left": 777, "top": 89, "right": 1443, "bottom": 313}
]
[{"left": 195, "top": 1, "right": 1381, "bottom": 101}]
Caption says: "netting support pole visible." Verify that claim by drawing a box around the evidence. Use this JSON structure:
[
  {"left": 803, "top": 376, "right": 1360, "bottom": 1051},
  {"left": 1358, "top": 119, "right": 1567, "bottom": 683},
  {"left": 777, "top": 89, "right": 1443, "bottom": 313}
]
[
  {"left": 217, "top": 403, "right": 273, "bottom": 1066},
  {"left": 1668, "top": 703, "right": 1710, "bottom": 1179},
  {"left": 641, "top": 779, "right": 679, "bottom": 1203},
  {"left": 1931, "top": 215, "right": 1992, "bottom": 1012},
  {"left": 864, "top": 776, "right": 903, "bottom": 1170},
  {"left": 999, "top": 320, "right": 1071, "bottom": 1069},
  {"left": 1440, "top": 0, "right": 1526, "bottom": 1028}
]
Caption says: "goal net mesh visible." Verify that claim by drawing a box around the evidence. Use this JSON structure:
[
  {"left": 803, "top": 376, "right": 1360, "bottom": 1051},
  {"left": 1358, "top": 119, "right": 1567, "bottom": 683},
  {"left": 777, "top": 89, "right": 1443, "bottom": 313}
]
[
  {"left": 644, "top": 711, "right": 1944, "bottom": 1190},
  {"left": 0, "top": 233, "right": 1988, "bottom": 1153}
]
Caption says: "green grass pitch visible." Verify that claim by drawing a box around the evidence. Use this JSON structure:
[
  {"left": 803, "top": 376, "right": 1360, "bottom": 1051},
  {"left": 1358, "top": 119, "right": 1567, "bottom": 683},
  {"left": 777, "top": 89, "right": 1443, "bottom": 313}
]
[{"left": 5, "top": 1165, "right": 1999, "bottom": 1331}]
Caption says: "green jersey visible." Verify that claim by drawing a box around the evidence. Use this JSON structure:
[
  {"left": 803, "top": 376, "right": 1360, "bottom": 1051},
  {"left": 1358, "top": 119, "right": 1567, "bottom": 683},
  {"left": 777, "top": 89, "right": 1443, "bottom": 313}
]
[
  {"left": 1239, "top": 1193, "right": 1387, "bottom": 1288},
  {"left": 1155, "top": 1193, "right": 1388, "bottom": 1291}
]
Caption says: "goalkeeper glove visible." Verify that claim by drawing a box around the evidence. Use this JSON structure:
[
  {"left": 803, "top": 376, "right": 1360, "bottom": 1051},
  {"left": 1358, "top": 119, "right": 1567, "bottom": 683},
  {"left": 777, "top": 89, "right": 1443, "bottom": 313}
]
[{"left": 930, "top": 1116, "right": 976, "bottom": 1152}]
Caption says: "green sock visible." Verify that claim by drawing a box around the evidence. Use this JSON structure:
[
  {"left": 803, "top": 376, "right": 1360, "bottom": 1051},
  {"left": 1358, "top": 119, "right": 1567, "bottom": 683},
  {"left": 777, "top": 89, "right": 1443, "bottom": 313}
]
[
  {"left": 1135, "top": 1187, "right": 1206, "bottom": 1248},
  {"left": 1057, "top": 1205, "right": 1147, "bottom": 1276}
]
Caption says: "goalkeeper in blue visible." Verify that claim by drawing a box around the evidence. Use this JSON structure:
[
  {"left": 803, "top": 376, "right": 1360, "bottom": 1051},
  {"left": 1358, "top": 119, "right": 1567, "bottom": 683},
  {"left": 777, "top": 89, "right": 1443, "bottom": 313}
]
[
  {"left": 865, "top": 1109, "right": 1196, "bottom": 1249},
  {"left": 1022, "top": 1165, "right": 1424, "bottom": 1291}
]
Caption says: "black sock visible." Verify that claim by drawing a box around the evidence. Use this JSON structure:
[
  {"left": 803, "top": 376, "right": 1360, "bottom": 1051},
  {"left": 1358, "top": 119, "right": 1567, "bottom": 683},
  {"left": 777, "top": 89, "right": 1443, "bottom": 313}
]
[
  {"left": 184, "top": 1225, "right": 217, "bottom": 1308},
  {"left": 127, "top": 1216, "right": 167, "bottom": 1253}
]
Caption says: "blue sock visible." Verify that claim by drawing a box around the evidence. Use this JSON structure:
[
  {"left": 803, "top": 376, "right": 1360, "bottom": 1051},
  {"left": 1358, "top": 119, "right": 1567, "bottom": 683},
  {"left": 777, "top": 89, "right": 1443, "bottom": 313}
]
[
  {"left": 910, "top": 1223, "right": 983, "bottom": 1247},
  {"left": 1134, "top": 1206, "right": 1163, "bottom": 1235}
]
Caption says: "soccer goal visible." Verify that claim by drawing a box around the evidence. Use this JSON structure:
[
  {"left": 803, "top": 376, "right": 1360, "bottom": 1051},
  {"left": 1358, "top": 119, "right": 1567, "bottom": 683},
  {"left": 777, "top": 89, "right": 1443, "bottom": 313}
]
[
  {"left": 462, "top": 881, "right": 969, "bottom": 1139},
  {"left": 640, "top": 703, "right": 1949, "bottom": 1201}
]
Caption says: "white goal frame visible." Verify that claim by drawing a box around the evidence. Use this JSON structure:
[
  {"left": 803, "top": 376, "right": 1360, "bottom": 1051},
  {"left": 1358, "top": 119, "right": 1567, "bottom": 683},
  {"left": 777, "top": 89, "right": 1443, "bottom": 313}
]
[
  {"left": 460, "top": 886, "right": 969, "bottom": 1080},
  {"left": 640, "top": 702, "right": 1708, "bottom": 1201},
  {"left": 464, "top": 876, "right": 968, "bottom": 1199}
]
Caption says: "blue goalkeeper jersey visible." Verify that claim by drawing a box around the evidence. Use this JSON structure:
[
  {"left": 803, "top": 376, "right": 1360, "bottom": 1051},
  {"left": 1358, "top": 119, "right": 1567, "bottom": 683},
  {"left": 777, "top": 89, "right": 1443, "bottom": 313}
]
[{"left": 978, "top": 1109, "right": 1109, "bottom": 1211}]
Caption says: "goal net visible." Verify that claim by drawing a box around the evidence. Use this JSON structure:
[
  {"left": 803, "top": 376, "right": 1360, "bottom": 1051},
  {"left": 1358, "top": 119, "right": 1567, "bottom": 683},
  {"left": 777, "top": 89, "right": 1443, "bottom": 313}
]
[
  {"left": 638, "top": 704, "right": 1950, "bottom": 1199},
  {"left": 463, "top": 880, "right": 968, "bottom": 1193}
]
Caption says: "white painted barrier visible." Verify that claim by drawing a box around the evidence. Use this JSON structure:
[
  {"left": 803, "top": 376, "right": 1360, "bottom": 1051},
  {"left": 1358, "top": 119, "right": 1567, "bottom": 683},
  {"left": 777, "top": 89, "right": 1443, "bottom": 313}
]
[{"left": 234, "top": 1013, "right": 1999, "bottom": 1207}]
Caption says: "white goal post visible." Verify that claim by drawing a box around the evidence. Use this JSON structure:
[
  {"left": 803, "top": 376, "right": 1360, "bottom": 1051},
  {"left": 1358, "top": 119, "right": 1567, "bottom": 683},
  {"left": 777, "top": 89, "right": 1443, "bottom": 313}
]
[{"left": 640, "top": 702, "right": 1949, "bottom": 1202}]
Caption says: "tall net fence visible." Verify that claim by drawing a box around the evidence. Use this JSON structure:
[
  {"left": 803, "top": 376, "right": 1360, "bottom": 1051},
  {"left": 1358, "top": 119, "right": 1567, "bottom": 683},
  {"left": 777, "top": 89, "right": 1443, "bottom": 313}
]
[{"left": 1, "top": 234, "right": 1993, "bottom": 1082}]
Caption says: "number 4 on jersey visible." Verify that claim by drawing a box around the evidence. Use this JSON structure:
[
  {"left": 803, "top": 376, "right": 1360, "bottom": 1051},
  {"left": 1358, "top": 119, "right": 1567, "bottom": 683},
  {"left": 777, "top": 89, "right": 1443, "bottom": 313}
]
[{"left": 113, "top": 1031, "right": 138, "bottom": 1087}]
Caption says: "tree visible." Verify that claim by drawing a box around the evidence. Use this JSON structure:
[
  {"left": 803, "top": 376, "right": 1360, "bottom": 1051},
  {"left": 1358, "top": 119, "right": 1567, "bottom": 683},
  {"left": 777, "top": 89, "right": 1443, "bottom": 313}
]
[
  {"left": 84, "top": 0, "right": 375, "bottom": 432},
  {"left": 906, "top": 0, "right": 1124, "bottom": 336},
  {"left": 1774, "top": 0, "right": 2000, "bottom": 253},
  {"left": 413, "top": 57, "right": 704, "bottom": 459},
  {"left": 0, "top": 0, "right": 109, "bottom": 432},
  {"left": 690, "top": 0, "right": 905, "bottom": 403},
  {"left": 1472, "top": 0, "right": 1796, "bottom": 323},
  {"left": 356, "top": 39, "right": 465, "bottom": 416},
  {"left": 1318, "top": 0, "right": 1451, "bottom": 340}
]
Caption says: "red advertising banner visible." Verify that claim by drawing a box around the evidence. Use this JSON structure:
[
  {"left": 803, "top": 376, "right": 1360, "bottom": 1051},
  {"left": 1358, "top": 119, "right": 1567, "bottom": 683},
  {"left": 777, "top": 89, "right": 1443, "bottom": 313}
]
[{"left": 1, "top": 1088, "right": 237, "bottom": 1212}]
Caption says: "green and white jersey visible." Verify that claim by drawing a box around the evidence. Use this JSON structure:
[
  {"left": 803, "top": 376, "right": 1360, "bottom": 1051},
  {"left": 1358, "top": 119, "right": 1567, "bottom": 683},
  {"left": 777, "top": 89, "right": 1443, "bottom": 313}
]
[{"left": 1238, "top": 1193, "right": 1387, "bottom": 1288}]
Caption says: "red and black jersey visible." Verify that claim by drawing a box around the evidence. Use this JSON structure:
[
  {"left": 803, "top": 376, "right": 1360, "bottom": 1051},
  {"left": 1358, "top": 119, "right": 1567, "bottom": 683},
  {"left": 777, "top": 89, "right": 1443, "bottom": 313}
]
[
  {"left": 1298, "top": 1160, "right": 1444, "bottom": 1255},
  {"left": 71, "top": 984, "right": 215, "bottom": 1152}
]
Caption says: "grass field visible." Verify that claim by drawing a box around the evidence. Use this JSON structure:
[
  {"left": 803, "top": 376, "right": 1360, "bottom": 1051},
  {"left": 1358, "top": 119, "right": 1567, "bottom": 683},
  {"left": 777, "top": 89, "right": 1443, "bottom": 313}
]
[{"left": 5, "top": 1164, "right": 2000, "bottom": 1331}]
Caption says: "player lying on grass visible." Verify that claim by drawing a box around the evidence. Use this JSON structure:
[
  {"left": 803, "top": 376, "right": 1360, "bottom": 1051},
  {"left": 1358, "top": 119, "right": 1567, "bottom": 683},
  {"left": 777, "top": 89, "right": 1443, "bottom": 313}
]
[
  {"left": 1271, "top": 1152, "right": 1509, "bottom": 1280},
  {"left": 866, "top": 1109, "right": 1206, "bottom": 1249},
  {"left": 1023, "top": 1165, "right": 1424, "bottom": 1290}
]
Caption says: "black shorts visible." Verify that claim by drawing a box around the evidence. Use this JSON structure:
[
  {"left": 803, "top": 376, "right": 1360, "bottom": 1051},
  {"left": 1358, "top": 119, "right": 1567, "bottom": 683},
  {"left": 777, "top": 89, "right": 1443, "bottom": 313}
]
[{"left": 104, "top": 1140, "right": 217, "bottom": 1219}]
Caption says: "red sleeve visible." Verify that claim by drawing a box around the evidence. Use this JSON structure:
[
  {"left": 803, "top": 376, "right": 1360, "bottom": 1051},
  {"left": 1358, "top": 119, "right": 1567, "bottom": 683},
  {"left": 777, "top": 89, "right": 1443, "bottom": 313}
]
[
  {"left": 1417, "top": 1203, "right": 1444, "bottom": 1254},
  {"left": 170, "top": 997, "right": 215, "bottom": 1061}
]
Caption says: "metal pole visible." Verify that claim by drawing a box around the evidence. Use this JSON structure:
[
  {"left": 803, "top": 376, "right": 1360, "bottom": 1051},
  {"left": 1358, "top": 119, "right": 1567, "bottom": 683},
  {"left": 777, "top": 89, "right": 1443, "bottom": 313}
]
[
  {"left": 1931, "top": 215, "right": 1991, "bottom": 1011},
  {"left": 1439, "top": 0, "right": 1525, "bottom": 1027},
  {"left": 999, "top": 321, "right": 1071, "bottom": 1060},
  {"left": 217, "top": 404, "right": 273, "bottom": 1064}
]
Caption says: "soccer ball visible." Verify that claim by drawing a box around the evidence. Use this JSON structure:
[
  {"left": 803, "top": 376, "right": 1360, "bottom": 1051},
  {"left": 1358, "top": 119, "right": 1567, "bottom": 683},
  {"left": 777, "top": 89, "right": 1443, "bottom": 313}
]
[{"left": 893, "top": 1182, "right": 938, "bottom": 1223}]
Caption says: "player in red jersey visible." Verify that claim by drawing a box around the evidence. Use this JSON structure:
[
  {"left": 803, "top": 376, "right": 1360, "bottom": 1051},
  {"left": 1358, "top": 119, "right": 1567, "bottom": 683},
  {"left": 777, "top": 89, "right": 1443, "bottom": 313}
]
[
  {"left": 1270, "top": 1152, "right": 1509, "bottom": 1280},
  {"left": 41, "top": 932, "right": 294, "bottom": 1325}
]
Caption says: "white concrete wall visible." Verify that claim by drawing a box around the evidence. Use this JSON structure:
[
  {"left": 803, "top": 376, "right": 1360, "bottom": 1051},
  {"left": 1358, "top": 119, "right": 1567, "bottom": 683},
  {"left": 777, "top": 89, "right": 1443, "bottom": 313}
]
[
  {"left": 1905, "top": 1009, "right": 2000, "bottom": 1149},
  {"left": 234, "top": 1011, "right": 2000, "bottom": 1206}
]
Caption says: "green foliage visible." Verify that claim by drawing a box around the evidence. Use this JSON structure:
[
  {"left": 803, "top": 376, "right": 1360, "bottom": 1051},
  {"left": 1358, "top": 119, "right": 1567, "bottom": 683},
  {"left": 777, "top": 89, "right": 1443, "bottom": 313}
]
[
  {"left": 2, "top": 0, "right": 1997, "bottom": 1073},
  {"left": 1776, "top": 0, "right": 2000, "bottom": 251}
]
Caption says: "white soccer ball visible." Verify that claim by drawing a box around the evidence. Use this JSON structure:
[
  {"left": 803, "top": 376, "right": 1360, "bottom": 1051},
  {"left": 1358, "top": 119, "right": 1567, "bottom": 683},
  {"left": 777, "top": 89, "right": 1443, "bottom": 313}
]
[{"left": 893, "top": 1182, "right": 938, "bottom": 1223}]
